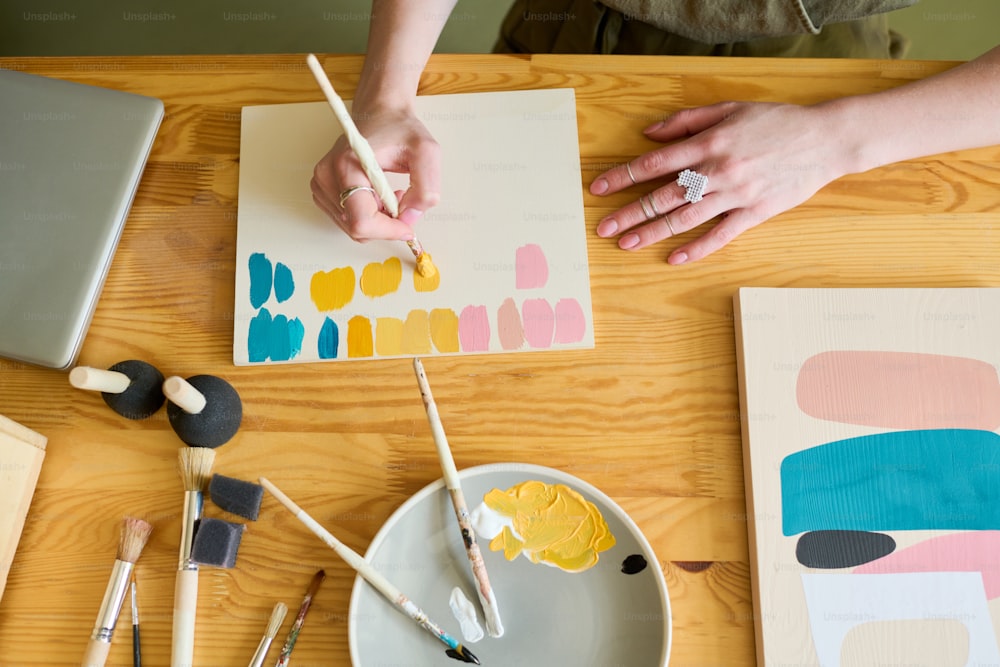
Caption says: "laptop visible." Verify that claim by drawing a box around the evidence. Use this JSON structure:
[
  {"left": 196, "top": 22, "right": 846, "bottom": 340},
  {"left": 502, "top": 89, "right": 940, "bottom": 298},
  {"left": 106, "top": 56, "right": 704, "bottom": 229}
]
[{"left": 0, "top": 70, "right": 163, "bottom": 369}]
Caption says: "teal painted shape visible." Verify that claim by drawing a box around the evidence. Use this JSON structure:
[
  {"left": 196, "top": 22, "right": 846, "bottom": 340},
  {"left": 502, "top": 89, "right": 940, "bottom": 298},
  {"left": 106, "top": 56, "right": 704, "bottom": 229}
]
[
  {"left": 247, "top": 308, "right": 272, "bottom": 362},
  {"left": 318, "top": 317, "right": 338, "bottom": 359},
  {"left": 248, "top": 252, "right": 272, "bottom": 309},
  {"left": 268, "top": 314, "right": 304, "bottom": 362},
  {"left": 273, "top": 262, "right": 294, "bottom": 303},
  {"left": 781, "top": 429, "right": 1000, "bottom": 536}
]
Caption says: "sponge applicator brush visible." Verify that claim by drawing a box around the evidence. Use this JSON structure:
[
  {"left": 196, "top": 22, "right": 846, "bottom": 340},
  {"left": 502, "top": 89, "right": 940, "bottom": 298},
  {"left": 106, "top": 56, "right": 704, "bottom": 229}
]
[
  {"left": 209, "top": 474, "right": 264, "bottom": 521},
  {"left": 70, "top": 360, "right": 165, "bottom": 420},
  {"left": 190, "top": 518, "right": 245, "bottom": 569},
  {"left": 164, "top": 375, "right": 242, "bottom": 448}
]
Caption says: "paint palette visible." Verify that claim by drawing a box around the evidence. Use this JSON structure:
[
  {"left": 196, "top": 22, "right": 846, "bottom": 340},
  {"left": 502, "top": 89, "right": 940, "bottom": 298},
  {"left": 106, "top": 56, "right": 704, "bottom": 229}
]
[
  {"left": 234, "top": 88, "right": 594, "bottom": 364},
  {"left": 349, "top": 463, "right": 671, "bottom": 666}
]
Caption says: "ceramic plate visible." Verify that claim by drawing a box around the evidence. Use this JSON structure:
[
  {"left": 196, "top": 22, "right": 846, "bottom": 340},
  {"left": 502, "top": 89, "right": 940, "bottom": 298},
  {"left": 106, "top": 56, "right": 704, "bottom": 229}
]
[{"left": 349, "top": 463, "right": 671, "bottom": 666}]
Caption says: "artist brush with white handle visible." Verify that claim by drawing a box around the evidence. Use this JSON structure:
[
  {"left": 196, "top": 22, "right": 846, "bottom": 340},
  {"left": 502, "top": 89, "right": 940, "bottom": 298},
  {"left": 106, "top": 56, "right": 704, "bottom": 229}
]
[
  {"left": 304, "top": 53, "right": 438, "bottom": 279},
  {"left": 172, "top": 446, "right": 215, "bottom": 667},
  {"left": 247, "top": 601, "right": 287, "bottom": 667},
  {"left": 259, "top": 477, "right": 480, "bottom": 665},
  {"left": 412, "top": 358, "right": 504, "bottom": 638},
  {"left": 82, "top": 516, "right": 154, "bottom": 667}
]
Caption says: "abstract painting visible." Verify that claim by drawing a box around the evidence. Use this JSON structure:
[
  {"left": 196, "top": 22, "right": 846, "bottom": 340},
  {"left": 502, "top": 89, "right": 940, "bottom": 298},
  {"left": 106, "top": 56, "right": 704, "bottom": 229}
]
[
  {"left": 734, "top": 287, "right": 1000, "bottom": 666},
  {"left": 234, "top": 89, "right": 593, "bottom": 365}
]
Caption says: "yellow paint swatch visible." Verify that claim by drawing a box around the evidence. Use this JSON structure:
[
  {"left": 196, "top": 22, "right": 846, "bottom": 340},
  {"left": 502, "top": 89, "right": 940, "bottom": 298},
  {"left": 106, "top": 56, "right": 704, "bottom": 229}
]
[
  {"left": 375, "top": 317, "right": 403, "bottom": 356},
  {"left": 429, "top": 308, "right": 460, "bottom": 353},
  {"left": 401, "top": 310, "right": 432, "bottom": 355},
  {"left": 413, "top": 253, "right": 441, "bottom": 292},
  {"left": 310, "top": 266, "right": 355, "bottom": 311},
  {"left": 360, "top": 257, "right": 402, "bottom": 298},
  {"left": 347, "top": 315, "right": 373, "bottom": 357},
  {"left": 484, "top": 480, "right": 616, "bottom": 573}
]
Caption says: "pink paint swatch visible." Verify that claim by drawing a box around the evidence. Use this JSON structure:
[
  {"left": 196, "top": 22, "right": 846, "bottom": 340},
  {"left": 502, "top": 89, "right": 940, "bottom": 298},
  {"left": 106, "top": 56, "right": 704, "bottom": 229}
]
[
  {"left": 458, "top": 305, "right": 490, "bottom": 352},
  {"left": 796, "top": 350, "right": 1000, "bottom": 430},
  {"left": 853, "top": 531, "right": 1000, "bottom": 599},
  {"left": 522, "top": 298, "right": 554, "bottom": 348},
  {"left": 515, "top": 244, "right": 548, "bottom": 289},
  {"left": 554, "top": 298, "right": 586, "bottom": 344},
  {"left": 497, "top": 297, "right": 525, "bottom": 350}
]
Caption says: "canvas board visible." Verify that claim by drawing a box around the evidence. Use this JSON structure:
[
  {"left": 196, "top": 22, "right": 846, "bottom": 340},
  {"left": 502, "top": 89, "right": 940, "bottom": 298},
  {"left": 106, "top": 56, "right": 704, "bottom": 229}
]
[
  {"left": 734, "top": 287, "right": 1000, "bottom": 666},
  {"left": 234, "top": 88, "right": 593, "bottom": 365}
]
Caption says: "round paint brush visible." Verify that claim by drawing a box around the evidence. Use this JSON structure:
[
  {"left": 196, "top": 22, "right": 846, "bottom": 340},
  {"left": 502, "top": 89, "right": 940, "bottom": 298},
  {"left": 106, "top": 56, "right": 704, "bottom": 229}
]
[
  {"left": 172, "top": 446, "right": 216, "bottom": 667},
  {"left": 247, "top": 601, "right": 287, "bottom": 667},
  {"left": 82, "top": 516, "right": 154, "bottom": 667}
]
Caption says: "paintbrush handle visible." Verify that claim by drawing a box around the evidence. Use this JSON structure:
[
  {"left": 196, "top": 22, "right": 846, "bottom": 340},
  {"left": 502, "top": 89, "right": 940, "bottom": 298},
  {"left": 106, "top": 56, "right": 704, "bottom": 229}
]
[
  {"left": 171, "top": 568, "right": 198, "bottom": 667},
  {"left": 82, "top": 637, "right": 112, "bottom": 667}
]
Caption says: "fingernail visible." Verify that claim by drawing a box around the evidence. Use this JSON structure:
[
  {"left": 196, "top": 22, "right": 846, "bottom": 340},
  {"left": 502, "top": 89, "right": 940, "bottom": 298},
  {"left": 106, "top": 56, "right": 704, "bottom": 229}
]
[
  {"left": 399, "top": 208, "right": 424, "bottom": 225},
  {"left": 644, "top": 120, "right": 664, "bottom": 133},
  {"left": 619, "top": 233, "right": 640, "bottom": 250},
  {"left": 591, "top": 178, "right": 609, "bottom": 195},
  {"left": 596, "top": 218, "right": 618, "bottom": 237},
  {"left": 669, "top": 251, "right": 688, "bottom": 265}
]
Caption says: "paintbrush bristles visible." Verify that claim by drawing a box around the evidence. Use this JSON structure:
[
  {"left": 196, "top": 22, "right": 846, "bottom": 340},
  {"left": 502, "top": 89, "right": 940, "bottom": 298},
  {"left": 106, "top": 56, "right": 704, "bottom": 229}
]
[
  {"left": 266, "top": 602, "right": 288, "bottom": 638},
  {"left": 117, "top": 517, "right": 154, "bottom": 563},
  {"left": 177, "top": 446, "right": 216, "bottom": 491}
]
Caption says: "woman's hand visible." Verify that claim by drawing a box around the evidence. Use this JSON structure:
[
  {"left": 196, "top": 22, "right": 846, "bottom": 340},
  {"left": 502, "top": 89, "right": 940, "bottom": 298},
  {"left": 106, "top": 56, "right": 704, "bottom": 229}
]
[{"left": 591, "top": 101, "right": 846, "bottom": 264}]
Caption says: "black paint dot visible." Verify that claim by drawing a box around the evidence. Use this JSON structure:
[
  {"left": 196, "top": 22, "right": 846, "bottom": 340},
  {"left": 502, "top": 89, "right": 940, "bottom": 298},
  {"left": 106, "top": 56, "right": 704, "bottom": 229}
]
[{"left": 621, "top": 554, "right": 648, "bottom": 574}]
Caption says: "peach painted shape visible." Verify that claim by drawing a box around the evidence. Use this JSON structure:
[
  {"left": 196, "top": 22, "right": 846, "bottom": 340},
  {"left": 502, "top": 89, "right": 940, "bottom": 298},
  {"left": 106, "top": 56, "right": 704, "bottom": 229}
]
[
  {"left": 841, "top": 619, "right": 968, "bottom": 667},
  {"left": 401, "top": 310, "right": 432, "bottom": 355},
  {"left": 521, "top": 298, "right": 554, "bottom": 349},
  {"left": 853, "top": 531, "right": 1000, "bottom": 599},
  {"left": 310, "top": 266, "right": 355, "bottom": 311},
  {"left": 375, "top": 317, "right": 403, "bottom": 356},
  {"left": 458, "top": 305, "right": 490, "bottom": 352},
  {"left": 413, "top": 253, "right": 441, "bottom": 292},
  {"left": 497, "top": 297, "right": 524, "bottom": 351},
  {"left": 796, "top": 350, "right": 1000, "bottom": 430},
  {"left": 346, "top": 315, "right": 373, "bottom": 358},
  {"left": 429, "top": 308, "right": 460, "bottom": 353},
  {"left": 359, "top": 256, "right": 402, "bottom": 298},
  {"left": 553, "top": 298, "right": 586, "bottom": 344},
  {"left": 515, "top": 243, "right": 548, "bottom": 289}
]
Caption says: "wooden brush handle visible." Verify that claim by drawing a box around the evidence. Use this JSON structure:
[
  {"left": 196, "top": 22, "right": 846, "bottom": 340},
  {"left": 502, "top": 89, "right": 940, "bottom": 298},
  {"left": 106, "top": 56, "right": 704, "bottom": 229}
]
[
  {"left": 170, "top": 569, "right": 198, "bottom": 667},
  {"left": 81, "top": 637, "right": 111, "bottom": 667}
]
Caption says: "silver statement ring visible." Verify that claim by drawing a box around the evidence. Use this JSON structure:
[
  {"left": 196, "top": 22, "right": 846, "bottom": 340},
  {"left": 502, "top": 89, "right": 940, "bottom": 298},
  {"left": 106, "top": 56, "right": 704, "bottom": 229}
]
[
  {"left": 677, "top": 169, "right": 708, "bottom": 204},
  {"left": 338, "top": 185, "right": 381, "bottom": 209}
]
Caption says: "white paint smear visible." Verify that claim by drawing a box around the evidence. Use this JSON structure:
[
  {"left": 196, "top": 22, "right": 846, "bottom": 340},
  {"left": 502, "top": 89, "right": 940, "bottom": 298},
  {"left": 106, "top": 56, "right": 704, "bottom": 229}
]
[{"left": 449, "top": 586, "right": 484, "bottom": 643}]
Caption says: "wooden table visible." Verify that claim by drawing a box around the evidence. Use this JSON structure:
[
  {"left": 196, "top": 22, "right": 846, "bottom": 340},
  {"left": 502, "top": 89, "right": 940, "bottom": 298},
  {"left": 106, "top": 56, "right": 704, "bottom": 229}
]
[{"left": 0, "top": 53, "right": 997, "bottom": 667}]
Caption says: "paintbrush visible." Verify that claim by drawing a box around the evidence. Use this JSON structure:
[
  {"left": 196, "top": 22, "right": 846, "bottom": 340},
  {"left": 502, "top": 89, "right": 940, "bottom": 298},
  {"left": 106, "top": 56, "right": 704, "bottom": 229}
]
[
  {"left": 259, "top": 477, "right": 480, "bottom": 665},
  {"left": 248, "top": 602, "right": 287, "bottom": 667},
  {"left": 305, "top": 52, "right": 438, "bottom": 279},
  {"left": 131, "top": 575, "right": 141, "bottom": 667},
  {"left": 275, "top": 569, "right": 325, "bottom": 666},
  {"left": 82, "top": 516, "right": 154, "bottom": 667},
  {"left": 412, "top": 358, "right": 504, "bottom": 638},
  {"left": 172, "top": 446, "right": 216, "bottom": 667}
]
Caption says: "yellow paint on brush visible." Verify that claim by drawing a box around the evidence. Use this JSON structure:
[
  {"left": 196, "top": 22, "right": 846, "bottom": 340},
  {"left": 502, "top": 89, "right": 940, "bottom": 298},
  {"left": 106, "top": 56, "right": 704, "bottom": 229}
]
[
  {"left": 346, "top": 315, "right": 373, "bottom": 357},
  {"left": 484, "top": 480, "right": 615, "bottom": 573},
  {"left": 401, "top": 310, "right": 432, "bottom": 354},
  {"left": 310, "top": 266, "right": 355, "bottom": 311},
  {"left": 375, "top": 317, "right": 404, "bottom": 356},
  {"left": 413, "top": 253, "right": 440, "bottom": 292},
  {"left": 360, "top": 257, "right": 402, "bottom": 298},
  {"left": 429, "top": 308, "right": 460, "bottom": 353}
]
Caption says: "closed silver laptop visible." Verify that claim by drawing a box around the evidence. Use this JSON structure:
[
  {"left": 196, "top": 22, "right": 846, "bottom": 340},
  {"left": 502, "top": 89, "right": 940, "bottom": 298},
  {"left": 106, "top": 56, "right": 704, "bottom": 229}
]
[{"left": 0, "top": 69, "right": 162, "bottom": 369}]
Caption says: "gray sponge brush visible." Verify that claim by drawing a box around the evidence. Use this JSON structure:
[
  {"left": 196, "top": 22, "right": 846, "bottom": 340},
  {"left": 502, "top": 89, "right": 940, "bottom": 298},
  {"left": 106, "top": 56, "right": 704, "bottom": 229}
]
[
  {"left": 209, "top": 474, "right": 264, "bottom": 521},
  {"left": 190, "top": 518, "right": 245, "bottom": 569}
]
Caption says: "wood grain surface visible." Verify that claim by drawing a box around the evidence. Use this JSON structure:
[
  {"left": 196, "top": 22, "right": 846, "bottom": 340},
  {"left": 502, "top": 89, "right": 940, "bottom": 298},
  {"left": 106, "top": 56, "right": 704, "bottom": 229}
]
[{"left": 0, "top": 53, "right": 997, "bottom": 667}]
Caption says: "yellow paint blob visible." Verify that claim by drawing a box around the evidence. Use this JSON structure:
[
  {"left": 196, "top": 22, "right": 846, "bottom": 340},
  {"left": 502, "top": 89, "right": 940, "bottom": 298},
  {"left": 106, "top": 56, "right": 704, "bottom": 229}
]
[
  {"left": 310, "top": 266, "right": 355, "bottom": 311},
  {"left": 484, "top": 480, "right": 616, "bottom": 573},
  {"left": 347, "top": 315, "right": 373, "bottom": 357},
  {"left": 413, "top": 253, "right": 441, "bottom": 292},
  {"left": 429, "top": 308, "right": 460, "bottom": 353},
  {"left": 401, "top": 310, "right": 432, "bottom": 355},
  {"left": 375, "top": 317, "right": 404, "bottom": 356},
  {"left": 360, "top": 256, "right": 402, "bottom": 298}
]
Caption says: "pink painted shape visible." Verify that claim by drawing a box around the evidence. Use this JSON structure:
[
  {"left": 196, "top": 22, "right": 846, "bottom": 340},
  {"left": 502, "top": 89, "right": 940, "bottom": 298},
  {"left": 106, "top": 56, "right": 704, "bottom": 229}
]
[
  {"left": 458, "top": 305, "right": 490, "bottom": 352},
  {"left": 853, "top": 531, "right": 1000, "bottom": 599},
  {"left": 796, "top": 350, "right": 1000, "bottom": 430},
  {"left": 522, "top": 298, "right": 554, "bottom": 348},
  {"left": 515, "top": 243, "right": 549, "bottom": 289},
  {"left": 553, "top": 298, "right": 586, "bottom": 344},
  {"left": 497, "top": 297, "right": 525, "bottom": 350}
]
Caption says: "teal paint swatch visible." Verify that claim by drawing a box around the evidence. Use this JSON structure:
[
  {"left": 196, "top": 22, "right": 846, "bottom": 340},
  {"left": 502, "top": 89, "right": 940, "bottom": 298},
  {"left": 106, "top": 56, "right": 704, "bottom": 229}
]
[
  {"left": 274, "top": 262, "right": 294, "bottom": 303},
  {"left": 248, "top": 252, "right": 273, "bottom": 309},
  {"left": 248, "top": 307, "right": 272, "bottom": 362},
  {"left": 248, "top": 308, "right": 305, "bottom": 362},
  {"left": 318, "top": 317, "right": 339, "bottom": 359},
  {"left": 781, "top": 428, "right": 1000, "bottom": 536}
]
